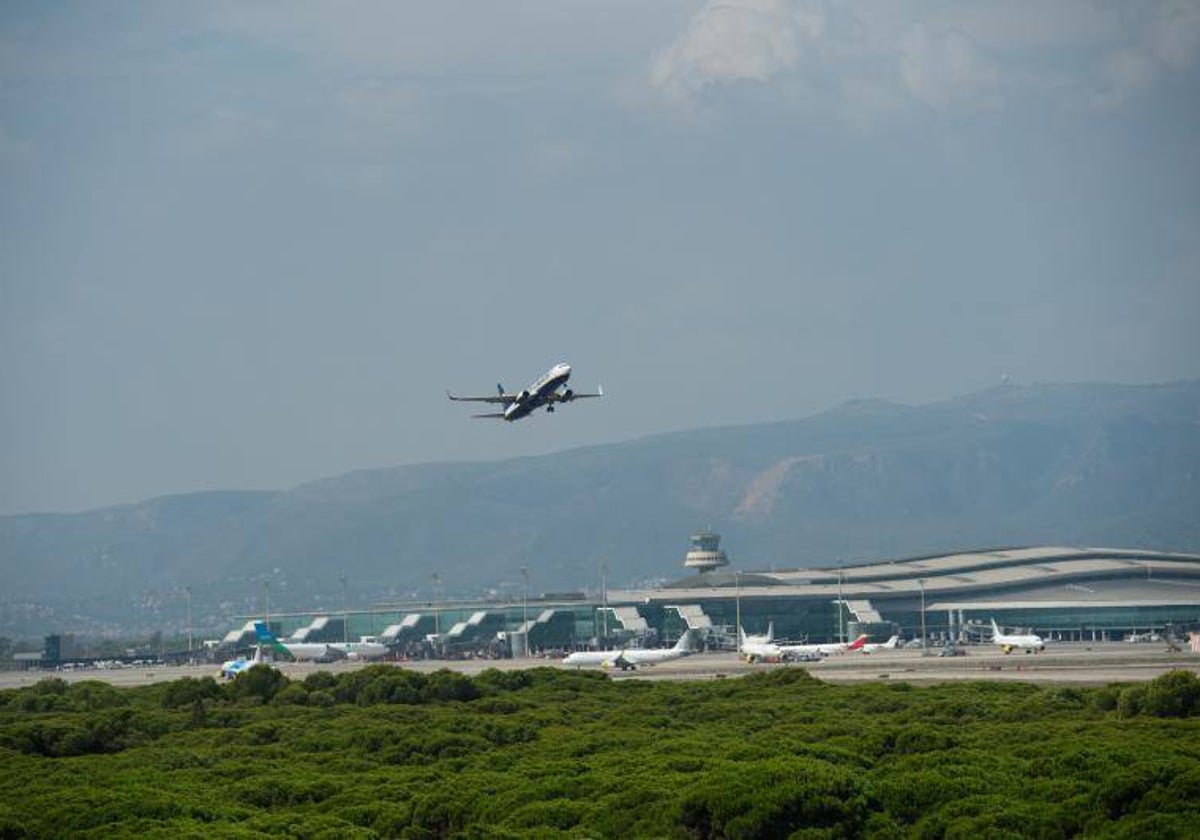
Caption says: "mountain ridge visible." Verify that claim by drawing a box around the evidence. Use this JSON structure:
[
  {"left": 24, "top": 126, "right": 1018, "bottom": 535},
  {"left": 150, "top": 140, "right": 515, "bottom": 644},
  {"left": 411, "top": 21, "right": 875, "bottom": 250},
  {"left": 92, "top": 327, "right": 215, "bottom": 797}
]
[{"left": 2, "top": 379, "right": 1198, "bottom": 636}]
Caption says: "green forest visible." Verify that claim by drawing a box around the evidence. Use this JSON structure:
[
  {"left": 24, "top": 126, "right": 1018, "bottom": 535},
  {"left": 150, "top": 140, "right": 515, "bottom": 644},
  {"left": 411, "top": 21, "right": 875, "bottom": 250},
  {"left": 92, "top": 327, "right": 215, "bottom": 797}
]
[{"left": 1, "top": 666, "right": 1199, "bottom": 838}]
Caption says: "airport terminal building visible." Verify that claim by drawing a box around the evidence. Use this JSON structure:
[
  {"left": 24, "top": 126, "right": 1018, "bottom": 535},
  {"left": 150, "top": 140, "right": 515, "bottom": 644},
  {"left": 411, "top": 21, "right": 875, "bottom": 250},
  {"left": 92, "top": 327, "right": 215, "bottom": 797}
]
[{"left": 223, "top": 538, "right": 1200, "bottom": 655}]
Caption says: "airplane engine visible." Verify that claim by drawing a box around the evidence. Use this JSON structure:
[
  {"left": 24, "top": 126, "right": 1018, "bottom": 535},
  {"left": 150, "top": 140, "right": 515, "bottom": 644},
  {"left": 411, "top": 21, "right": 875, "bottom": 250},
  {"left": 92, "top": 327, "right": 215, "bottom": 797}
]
[
  {"left": 516, "top": 390, "right": 531, "bottom": 403},
  {"left": 561, "top": 388, "right": 574, "bottom": 402}
]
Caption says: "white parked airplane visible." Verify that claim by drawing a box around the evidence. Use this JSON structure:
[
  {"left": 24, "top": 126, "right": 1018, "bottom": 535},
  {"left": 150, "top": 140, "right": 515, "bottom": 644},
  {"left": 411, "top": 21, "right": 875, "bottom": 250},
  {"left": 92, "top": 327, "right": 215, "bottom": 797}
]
[
  {"left": 562, "top": 631, "right": 697, "bottom": 670},
  {"left": 562, "top": 647, "right": 628, "bottom": 670},
  {"left": 621, "top": 630, "right": 698, "bottom": 668},
  {"left": 447, "top": 362, "right": 603, "bottom": 421},
  {"left": 739, "top": 628, "right": 870, "bottom": 663},
  {"left": 858, "top": 635, "right": 901, "bottom": 654},
  {"left": 329, "top": 638, "right": 390, "bottom": 660},
  {"left": 254, "top": 621, "right": 341, "bottom": 662},
  {"left": 990, "top": 619, "right": 1045, "bottom": 654}
]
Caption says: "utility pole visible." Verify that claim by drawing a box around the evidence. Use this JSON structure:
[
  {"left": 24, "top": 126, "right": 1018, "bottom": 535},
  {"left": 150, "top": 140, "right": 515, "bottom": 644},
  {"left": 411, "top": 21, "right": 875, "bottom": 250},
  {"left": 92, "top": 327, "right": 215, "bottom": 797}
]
[{"left": 263, "top": 581, "right": 270, "bottom": 627}]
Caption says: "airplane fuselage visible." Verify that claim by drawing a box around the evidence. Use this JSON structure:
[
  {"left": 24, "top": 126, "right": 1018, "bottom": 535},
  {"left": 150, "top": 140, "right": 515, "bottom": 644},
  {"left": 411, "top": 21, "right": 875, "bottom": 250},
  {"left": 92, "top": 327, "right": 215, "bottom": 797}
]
[{"left": 502, "top": 363, "right": 573, "bottom": 421}]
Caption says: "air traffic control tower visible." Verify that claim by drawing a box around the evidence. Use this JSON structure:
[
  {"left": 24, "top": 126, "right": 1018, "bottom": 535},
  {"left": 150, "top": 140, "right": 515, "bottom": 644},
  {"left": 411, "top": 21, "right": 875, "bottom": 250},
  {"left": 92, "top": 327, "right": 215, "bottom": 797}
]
[{"left": 683, "top": 531, "right": 730, "bottom": 573}]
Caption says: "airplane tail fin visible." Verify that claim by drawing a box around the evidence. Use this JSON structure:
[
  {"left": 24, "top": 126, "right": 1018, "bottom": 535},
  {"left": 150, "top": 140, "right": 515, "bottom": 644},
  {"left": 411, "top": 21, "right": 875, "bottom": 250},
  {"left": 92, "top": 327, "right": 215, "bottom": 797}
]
[
  {"left": 846, "top": 634, "right": 870, "bottom": 652},
  {"left": 766, "top": 621, "right": 775, "bottom": 643},
  {"left": 253, "top": 621, "right": 291, "bottom": 656},
  {"left": 884, "top": 635, "right": 900, "bottom": 648},
  {"left": 990, "top": 618, "right": 1001, "bottom": 637},
  {"left": 496, "top": 382, "right": 505, "bottom": 395},
  {"left": 674, "top": 629, "right": 697, "bottom": 652}
]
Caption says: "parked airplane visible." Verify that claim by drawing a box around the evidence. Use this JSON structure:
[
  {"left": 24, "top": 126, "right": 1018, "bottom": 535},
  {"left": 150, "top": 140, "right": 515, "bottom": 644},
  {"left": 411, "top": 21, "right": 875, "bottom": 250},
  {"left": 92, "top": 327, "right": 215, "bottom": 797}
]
[
  {"left": 254, "top": 621, "right": 341, "bottom": 662},
  {"left": 742, "top": 622, "right": 775, "bottom": 645},
  {"left": 219, "top": 646, "right": 268, "bottom": 679},
  {"left": 447, "top": 362, "right": 603, "bottom": 421},
  {"left": 329, "top": 638, "right": 390, "bottom": 660},
  {"left": 621, "top": 630, "right": 698, "bottom": 668},
  {"left": 739, "top": 629, "right": 870, "bottom": 663},
  {"left": 990, "top": 619, "right": 1045, "bottom": 654},
  {"left": 562, "top": 647, "right": 628, "bottom": 670},
  {"left": 858, "top": 635, "right": 901, "bottom": 654},
  {"left": 562, "top": 631, "right": 698, "bottom": 670}
]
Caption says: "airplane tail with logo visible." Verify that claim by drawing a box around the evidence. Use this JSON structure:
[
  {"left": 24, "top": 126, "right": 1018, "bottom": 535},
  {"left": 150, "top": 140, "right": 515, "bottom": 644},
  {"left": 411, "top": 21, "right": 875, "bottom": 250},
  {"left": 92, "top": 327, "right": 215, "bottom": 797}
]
[
  {"left": 845, "top": 634, "right": 870, "bottom": 652},
  {"left": 253, "top": 621, "right": 292, "bottom": 658}
]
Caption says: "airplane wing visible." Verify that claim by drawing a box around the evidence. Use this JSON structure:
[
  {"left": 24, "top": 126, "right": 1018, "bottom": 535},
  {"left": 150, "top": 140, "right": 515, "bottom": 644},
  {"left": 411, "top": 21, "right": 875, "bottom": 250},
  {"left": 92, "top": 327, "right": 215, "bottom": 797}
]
[
  {"left": 470, "top": 412, "right": 508, "bottom": 419},
  {"left": 446, "top": 391, "right": 517, "bottom": 405},
  {"left": 545, "top": 385, "right": 604, "bottom": 402}
]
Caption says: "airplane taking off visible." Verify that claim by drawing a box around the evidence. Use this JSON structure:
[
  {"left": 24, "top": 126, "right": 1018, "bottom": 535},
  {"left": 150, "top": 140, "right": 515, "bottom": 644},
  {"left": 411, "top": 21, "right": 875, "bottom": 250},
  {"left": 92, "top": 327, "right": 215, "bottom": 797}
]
[
  {"left": 990, "top": 619, "right": 1045, "bottom": 654},
  {"left": 562, "top": 631, "right": 698, "bottom": 670},
  {"left": 447, "top": 362, "right": 603, "bottom": 421},
  {"left": 254, "top": 621, "right": 341, "bottom": 662}
]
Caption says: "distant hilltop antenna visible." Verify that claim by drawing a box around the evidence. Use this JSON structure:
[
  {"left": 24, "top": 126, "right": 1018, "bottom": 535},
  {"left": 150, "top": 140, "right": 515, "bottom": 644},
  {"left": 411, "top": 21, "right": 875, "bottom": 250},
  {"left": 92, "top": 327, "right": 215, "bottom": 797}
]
[{"left": 684, "top": 530, "right": 729, "bottom": 573}]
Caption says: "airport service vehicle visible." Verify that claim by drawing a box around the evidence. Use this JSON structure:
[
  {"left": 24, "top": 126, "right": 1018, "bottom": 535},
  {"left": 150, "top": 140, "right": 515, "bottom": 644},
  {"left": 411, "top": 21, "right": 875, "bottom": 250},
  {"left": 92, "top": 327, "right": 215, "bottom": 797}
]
[
  {"left": 990, "top": 619, "right": 1045, "bottom": 654},
  {"left": 447, "top": 362, "right": 603, "bottom": 421},
  {"left": 219, "top": 646, "right": 268, "bottom": 679}
]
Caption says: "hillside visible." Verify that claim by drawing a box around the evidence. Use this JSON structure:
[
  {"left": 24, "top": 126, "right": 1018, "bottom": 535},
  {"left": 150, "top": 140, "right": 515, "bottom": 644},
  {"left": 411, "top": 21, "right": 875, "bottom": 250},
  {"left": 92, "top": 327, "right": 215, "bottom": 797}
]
[{"left": 2, "top": 380, "right": 1198, "bottom": 636}]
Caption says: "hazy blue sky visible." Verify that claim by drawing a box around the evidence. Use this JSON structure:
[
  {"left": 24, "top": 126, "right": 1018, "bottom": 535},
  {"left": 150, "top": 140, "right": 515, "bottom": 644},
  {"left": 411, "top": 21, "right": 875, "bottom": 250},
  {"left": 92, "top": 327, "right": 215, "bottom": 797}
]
[{"left": 2, "top": 1, "right": 1198, "bottom": 515}]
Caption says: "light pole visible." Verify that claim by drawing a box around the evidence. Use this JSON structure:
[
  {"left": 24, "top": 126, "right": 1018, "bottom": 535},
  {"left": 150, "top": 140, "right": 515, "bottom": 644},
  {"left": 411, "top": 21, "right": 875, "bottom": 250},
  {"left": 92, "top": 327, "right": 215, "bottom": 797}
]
[
  {"left": 600, "top": 562, "right": 609, "bottom": 641},
  {"left": 432, "top": 572, "right": 441, "bottom": 637},
  {"left": 919, "top": 578, "right": 927, "bottom": 656},
  {"left": 340, "top": 575, "right": 348, "bottom": 643},
  {"left": 521, "top": 565, "right": 529, "bottom": 657},
  {"left": 263, "top": 581, "right": 270, "bottom": 627},
  {"left": 837, "top": 560, "right": 845, "bottom": 645},
  {"left": 184, "top": 586, "right": 193, "bottom": 657},
  {"left": 735, "top": 570, "right": 742, "bottom": 655}
]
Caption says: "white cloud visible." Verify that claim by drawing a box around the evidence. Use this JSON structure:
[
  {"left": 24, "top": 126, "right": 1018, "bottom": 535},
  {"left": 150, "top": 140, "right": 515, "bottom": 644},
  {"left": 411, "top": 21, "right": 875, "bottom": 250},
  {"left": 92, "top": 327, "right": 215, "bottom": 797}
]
[
  {"left": 650, "top": 0, "right": 1200, "bottom": 119},
  {"left": 650, "top": 0, "right": 823, "bottom": 100},
  {"left": 899, "top": 25, "right": 1001, "bottom": 110},
  {"left": 1146, "top": 0, "right": 1200, "bottom": 68}
]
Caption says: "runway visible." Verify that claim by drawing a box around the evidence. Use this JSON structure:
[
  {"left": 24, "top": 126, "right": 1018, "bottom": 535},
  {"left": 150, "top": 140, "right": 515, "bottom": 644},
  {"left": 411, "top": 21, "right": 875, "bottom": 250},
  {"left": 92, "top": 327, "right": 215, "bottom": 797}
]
[{"left": 1, "top": 642, "right": 1195, "bottom": 690}]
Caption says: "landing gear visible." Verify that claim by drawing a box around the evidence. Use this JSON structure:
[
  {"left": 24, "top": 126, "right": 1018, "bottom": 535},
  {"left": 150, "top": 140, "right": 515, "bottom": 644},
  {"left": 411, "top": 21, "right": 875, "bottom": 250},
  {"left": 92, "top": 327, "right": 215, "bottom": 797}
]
[{"left": 546, "top": 405, "right": 555, "bottom": 413}]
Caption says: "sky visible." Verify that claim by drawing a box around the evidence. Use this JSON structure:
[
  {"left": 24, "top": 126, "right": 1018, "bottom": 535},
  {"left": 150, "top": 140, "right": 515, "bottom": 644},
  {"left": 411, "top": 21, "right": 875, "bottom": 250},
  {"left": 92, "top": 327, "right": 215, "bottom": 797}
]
[{"left": 2, "top": 1, "right": 1198, "bottom": 515}]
